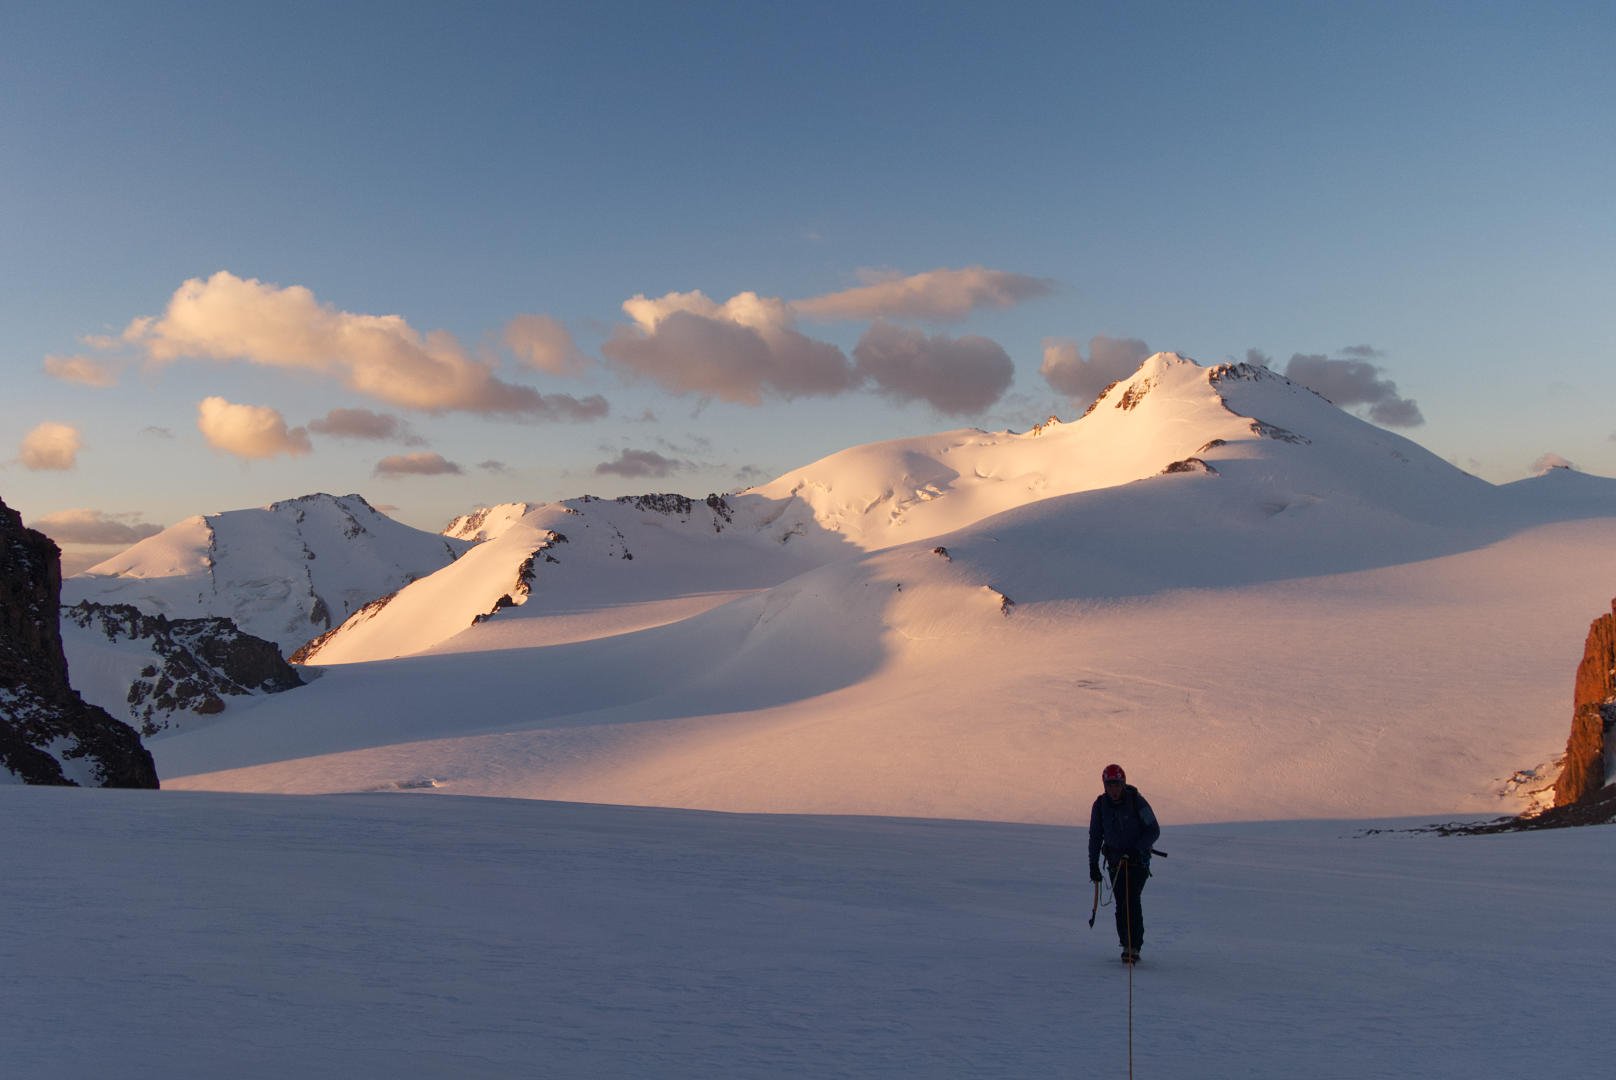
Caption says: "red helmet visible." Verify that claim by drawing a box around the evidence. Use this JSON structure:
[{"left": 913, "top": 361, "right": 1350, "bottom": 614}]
[{"left": 1101, "top": 763, "right": 1126, "bottom": 784}]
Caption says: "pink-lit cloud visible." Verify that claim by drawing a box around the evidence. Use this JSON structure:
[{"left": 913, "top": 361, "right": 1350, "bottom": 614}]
[
  {"left": 504, "top": 314, "right": 591, "bottom": 376},
  {"left": 20, "top": 422, "right": 83, "bottom": 470},
  {"left": 28, "top": 508, "right": 163, "bottom": 545},
  {"left": 122, "top": 271, "right": 603, "bottom": 419},
  {"left": 604, "top": 289, "right": 856, "bottom": 404},
  {"left": 1531, "top": 452, "right": 1575, "bottom": 475},
  {"left": 196, "top": 397, "right": 312, "bottom": 459},
  {"left": 43, "top": 354, "right": 120, "bottom": 388}
]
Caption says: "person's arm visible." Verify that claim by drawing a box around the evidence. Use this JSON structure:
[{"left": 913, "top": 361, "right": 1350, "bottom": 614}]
[
  {"left": 1137, "top": 795, "right": 1161, "bottom": 854},
  {"left": 1087, "top": 799, "right": 1103, "bottom": 881}
]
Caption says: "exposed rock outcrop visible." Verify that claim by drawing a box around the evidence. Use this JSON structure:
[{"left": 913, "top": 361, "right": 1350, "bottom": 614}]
[
  {"left": 62, "top": 601, "right": 303, "bottom": 736},
  {"left": 1552, "top": 598, "right": 1616, "bottom": 807},
  {"left": 0, "top": 495, "right": 158, "bottom": 787}
]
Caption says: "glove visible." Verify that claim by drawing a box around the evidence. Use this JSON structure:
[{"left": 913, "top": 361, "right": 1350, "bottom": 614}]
[{"left": 1089, "top": 863, "right": 1102, "bottom": 883}]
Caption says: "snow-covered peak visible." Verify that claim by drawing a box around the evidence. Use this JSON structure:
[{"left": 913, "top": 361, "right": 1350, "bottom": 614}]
[
  {"left": 65, "top": 493, "right": 470, "bottom": 655},
  {"left": 441, "top": 502, "right": 540, "bottom": 543},
  {"left": 742, "top": 349, "right": 1479, "bottom": 550}
]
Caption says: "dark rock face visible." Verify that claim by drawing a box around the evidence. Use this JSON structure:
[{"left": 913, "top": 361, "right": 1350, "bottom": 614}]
[
  {"left": 1161, "top": 457, "right": 1218, "bottom": 476},
  {"left": 0, "top": 495, "right": 158, "bottom": 787},
  {"left": 62, "top": 601, "right": 303, "bottom": 736},
  {"left": 1552, "top": 598, "right": 1616, "bottom": 807}
]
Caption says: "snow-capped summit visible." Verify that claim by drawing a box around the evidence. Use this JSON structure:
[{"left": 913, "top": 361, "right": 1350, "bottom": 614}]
[
  {"left": 747, "top": 352, "right": 1488, "bottom": 550},
  {"left": 441, "top": 502, "right": 540, "bottom": 543},
  {"left": 299, "top": 353, "right": 1492, "bottom": 666},
  {"left": 65, "top": 494, "right": 469, "bottom": 655}
]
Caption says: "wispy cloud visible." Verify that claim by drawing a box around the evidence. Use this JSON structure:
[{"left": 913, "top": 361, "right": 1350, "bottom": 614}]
[
  {"left": 44, "top": 354, "right": 120, "bottom": 388},
  {"left": 119, "top": 271, "right": 607, "bottom": 419},
  {"left": 374, "top": 452, "right": 464, "bottom": 478},
  {"left": 196, "top": 397, "right": 312, "bottom": 459},
  {"left": 28, "top": 508, "right": 163, "bottom": 545},
  {"left": 1040, "top": 335, "right": 1151, "bottom": 404},
  {"left": 793, "top": 267, "right": 1055, "bottom": 322},
  {"left": 853, "top": 321, "right": 1014, "bottom": 415},
  {"left": 20, "top": 422, "right": 83, "bottom": 470},
  {"left": 595, "top": 449, "right": 687, "bottom": 478}
]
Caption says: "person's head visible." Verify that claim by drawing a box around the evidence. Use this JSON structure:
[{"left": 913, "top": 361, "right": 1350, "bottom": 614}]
[{"left": 1102, "top": 763, "right": 1126, "bottom": 801}]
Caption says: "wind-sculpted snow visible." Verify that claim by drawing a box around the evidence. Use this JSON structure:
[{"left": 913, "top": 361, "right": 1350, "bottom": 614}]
[
  {"left": 7, "top": 788, "right": 1614, "bottom": 1078},
  {"left": 150, "top": 355, "right": 1616, "bottom": 824}
]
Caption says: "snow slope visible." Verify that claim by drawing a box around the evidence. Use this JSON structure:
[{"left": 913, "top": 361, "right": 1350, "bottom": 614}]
[
  {"left": 64, "top": 493, "right": 469, "bottom": 656},
  {"left": 150, "top": 355, "right": 1616, "bottom": 823},
  {"left": 298, "top": 494, "right": 833, "bottom": 664},
  {"left": 6, "top": 787, "right": 1611, "bottom": 1079},
  {"left": 301, "top": 354, "right": 1506, "bottom": 666}
]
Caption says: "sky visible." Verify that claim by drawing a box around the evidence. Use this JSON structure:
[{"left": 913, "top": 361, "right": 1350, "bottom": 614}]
[{"left": 4, "top": 1, "right": 1614, "bottom": 572}]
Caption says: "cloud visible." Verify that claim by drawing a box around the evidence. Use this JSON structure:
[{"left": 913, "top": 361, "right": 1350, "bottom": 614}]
[
  {"left": 28, "top": 508, "right": 163, "bottom": 545},
  {"left": 504, "top": 314, "right": 590, "bottom": 376},
  {"left": 374, "top": 452, "right": 464, "bottom": 478},
  {"left": 1531, "top": 452, "right": 1575, "bottom": 475},
  {"left": 43, "top": 354, "right": 119, "bottom": 387},
  {"left": 122, "top": 271, "right": 604, "bottom": 419},
  {"left": 141, "top": 426, "right": 175, "bottom": 439},
  {"left": 1339, "top": 344, "right": 1385, "bottom": 359},
  {"left": 603, "top": 290, "right": 856, "bottom": 404},
  {"left": 792, "top": 267, "right": 1055, "bottom": 322},
  {"left": 20, "top": 422, "right": 83, "bottom": 470},
  {"left": 733, "top": 463, "right": 771, "bottom": 486},
  {"left": 196, "top": 397, "right": 312, "bottom": 459},
  {"left": 1281, "top": 353, "right": 1424, "bottom": 427},
  {"left": 1245, "top": 348, "right": 1273, "bottom": 368},
  {"left": 595, "top": 449, "right": 686, "bottom": 478},
  {"left": 853, "top": 321, "right": 1015, "bottom": 415},
  {"left": 1040, "top": 335, "right": 1152, "bottom": 403},
  {"left": 306, "top": 407, "right": 424, "bottom": 444},
  {"left": 477, "top": 460, "right": 509, "bottom": 473}
]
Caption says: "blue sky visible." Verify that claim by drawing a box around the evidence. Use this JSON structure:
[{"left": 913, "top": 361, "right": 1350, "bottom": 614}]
[{"left": 4, "top": 1, "right": 1614, "bottom": 567}]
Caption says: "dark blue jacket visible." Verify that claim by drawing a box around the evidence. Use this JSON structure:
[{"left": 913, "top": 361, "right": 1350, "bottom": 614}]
[{"left": 1088, "top": 785, "right": 1161, "bottom": 871}]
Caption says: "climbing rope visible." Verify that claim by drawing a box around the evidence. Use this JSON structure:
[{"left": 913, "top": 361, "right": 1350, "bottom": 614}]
[{"left": 1123, "top": 858, "right": 1134, "bottom": 1080}]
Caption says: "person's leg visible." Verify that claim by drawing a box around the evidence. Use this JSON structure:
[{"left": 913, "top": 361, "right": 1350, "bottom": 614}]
[
  {"left": 1127, "top": 871, "right": 1148, "bottom": 954},
  {"left": 1110, "top": 862, "right": 1129, "bottom": 950}
]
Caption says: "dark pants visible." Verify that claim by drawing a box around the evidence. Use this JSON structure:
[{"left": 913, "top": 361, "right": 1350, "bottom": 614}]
[{"left": 1109, "top": 859, "right": 1148, "bottom": 951}]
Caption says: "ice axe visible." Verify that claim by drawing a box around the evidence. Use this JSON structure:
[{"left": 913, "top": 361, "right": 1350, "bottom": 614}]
[{"left": 1087, "top": 879, "right": 1100, "bottom": 928}]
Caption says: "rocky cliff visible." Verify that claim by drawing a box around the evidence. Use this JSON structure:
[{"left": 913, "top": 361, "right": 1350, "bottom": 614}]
[
  {"left": 0, "top": 495, "right": 159, "bottom": 787},
  {"left": 62, "top": 601, "right": 303, "bottom": 736},
  {"left": 1552, "top": 598, "right": 1616, "bottom": 807}
]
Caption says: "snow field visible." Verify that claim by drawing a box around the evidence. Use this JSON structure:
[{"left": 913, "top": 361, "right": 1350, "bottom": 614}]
[{"left": 5, "top": 787, "right": 1609, "bottom": 1079}]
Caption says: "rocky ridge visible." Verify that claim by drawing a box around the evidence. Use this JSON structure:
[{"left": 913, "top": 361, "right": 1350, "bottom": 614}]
[
  {"left": 0, "top": 495, "right": 158, "bottom": 787},
  {"left": 1552, "top": 598, "right": 1616, "bottom": 807},
  {"left": 62, "top": 601, "right": 303, "bottom": 736}
]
